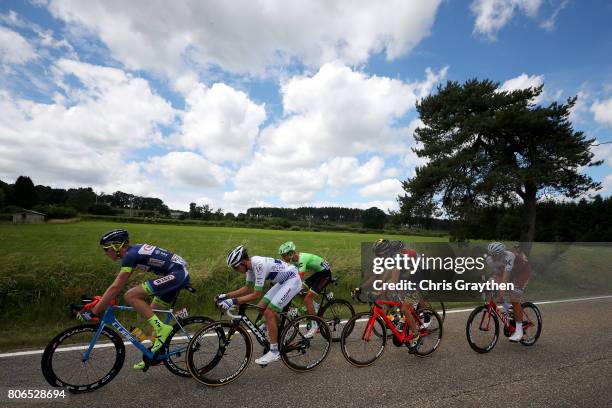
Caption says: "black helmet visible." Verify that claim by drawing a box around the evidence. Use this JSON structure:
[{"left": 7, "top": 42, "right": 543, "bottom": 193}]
[
  {"left": 372, "top": 239, "right": 404, "bottom": 256},
  {"left": 100, "top": 229, "right": 129, "bottom": 246}
]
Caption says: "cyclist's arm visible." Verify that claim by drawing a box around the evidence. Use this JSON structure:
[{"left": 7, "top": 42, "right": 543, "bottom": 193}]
[
  {"left": 91, "top": 270, "right": 131, "bottom": 315},
  {"left": 227, "top": 285, "right": 253, "bottom": 299},
  {"left": 236, "top": 289, "right": 263, "bottom": 304}
]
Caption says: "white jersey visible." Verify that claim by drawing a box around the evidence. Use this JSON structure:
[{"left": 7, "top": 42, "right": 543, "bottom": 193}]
[
  {"left": 485, "top": 250, "right": 516, "bottom": 274},
  {"left": 246, "top": 256, "right": 300, "bottom": 291}
]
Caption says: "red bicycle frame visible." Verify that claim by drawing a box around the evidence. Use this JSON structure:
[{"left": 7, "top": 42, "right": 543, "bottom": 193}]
[{"left": 362, "top": 300, "right": 426, "bottom": 343}]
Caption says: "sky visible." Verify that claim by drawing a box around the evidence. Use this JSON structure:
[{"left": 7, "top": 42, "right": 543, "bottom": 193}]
[{"left": 0, "top": 0, "right": 611, "bottom": 214}]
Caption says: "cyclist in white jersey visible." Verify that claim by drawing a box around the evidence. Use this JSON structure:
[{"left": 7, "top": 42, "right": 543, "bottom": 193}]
[{"left": 216, "top": 245, "right": 302, "bottom": 365}]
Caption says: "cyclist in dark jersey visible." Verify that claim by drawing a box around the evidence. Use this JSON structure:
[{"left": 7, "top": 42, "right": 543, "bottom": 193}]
[{"left": 77, "top": 229, "right": 190, "bottom": 368}]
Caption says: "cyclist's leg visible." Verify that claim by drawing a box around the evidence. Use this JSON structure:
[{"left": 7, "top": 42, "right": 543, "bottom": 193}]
[
  {"left": 135, "top": 269, "right": 189, "bottom": 351},
  {"left": 303, "top": 269, "right": 331, "bottom": 315},
  {"left": 255, "top": 278, "right": 301, "bottom": 364},
  {"left": 509, "top": 271, "right": 530, "bottom": 341}
]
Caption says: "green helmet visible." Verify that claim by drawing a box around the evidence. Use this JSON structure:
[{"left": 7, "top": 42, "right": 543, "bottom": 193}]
[{"left": 278, "top": 241, "right": 296, "bottom": 255}]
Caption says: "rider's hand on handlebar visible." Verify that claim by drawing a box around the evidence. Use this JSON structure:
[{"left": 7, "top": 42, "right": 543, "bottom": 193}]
[
  {"left": 214, "top": 293, "right": 227, "bottom": 304},
  {"left": 350, "top": 287, "right": 361, "bottom": 300},
  {"left": 218, "top": 298, "right": 234, "bottom": 311},
  {"left": 76, "top": 310, "right": 98, "bottom": 322}
]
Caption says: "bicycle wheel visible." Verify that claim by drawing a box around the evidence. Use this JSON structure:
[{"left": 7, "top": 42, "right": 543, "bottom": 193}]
[
  {"left": 520, "top": 302, "right": 542, "bottom": 346},
  {"left": 280, "top": 315, "right": 331, "bottom": 371},
  {"left": 466, "top": 305, "right": 499, "bottom": 353},
  {"left": 340, "top": 312, "right": 387, "bottom": 367},
  {"left": 163, "top": 316, "right": 214, "bottom": 377},
  {"left": 414, "top": 309, "right": 443, "bottom": 357},
  {"left": 422, "top": 294, "right": 446, "bottom": 322},
  {"left": 41, "top": 324, "right": 125, "bottom": 393},
  {"left": 318, "top": 299, "right": 355, "bottom": 342},
  {"left": 186, "top": 321, "right": 252, "bottom": 386}
]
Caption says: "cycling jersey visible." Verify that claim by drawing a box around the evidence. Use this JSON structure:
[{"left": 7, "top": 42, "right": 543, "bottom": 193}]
[
  {"left": 246, "top": 256, "right": 300, "bottom": 292},
  {"left": 485, "top": 250, "right": 532, "bottom": 290},
  {"left": 296, "top": 253, "right": 331, "bottom": 275},
  {"left": 120, "top": 244, "right": 188, "bottom": 275}
]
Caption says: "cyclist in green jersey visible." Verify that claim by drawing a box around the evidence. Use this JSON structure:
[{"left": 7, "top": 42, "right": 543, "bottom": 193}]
[{"left": 279, "top": 241, "right": 332, "bottom": 338}]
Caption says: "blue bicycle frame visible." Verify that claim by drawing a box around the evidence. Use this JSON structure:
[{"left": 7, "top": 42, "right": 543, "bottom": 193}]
[{"left": 82, "top": 304, "right": 184, "bottom": 362}]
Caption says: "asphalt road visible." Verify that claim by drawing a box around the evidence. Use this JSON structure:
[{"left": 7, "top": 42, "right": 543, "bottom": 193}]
[{"left": 1, "top": 296, "right": 611, "bottom": 408}]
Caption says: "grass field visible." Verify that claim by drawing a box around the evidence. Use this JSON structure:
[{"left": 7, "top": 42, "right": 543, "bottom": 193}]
[
  {"left": 0, "top": 221, "right": 445, "bottom": 350},
  {"left": 1, "top": 221, "right": 610, "bottom": 351}
]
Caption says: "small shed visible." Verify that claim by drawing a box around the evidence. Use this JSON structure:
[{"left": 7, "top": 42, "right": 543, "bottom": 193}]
[{"left": 13, "top": 209, "right": 46, "bottom": 224}]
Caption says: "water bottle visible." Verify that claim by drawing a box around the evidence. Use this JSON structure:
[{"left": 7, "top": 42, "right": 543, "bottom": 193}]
[{"left": 130, "top": 327, "right": 147, "bottom": 343}]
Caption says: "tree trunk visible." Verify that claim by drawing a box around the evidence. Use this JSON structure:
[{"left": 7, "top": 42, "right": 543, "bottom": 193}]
[{"left": 519, "top": 184, "right": 537, "bottom": 256}]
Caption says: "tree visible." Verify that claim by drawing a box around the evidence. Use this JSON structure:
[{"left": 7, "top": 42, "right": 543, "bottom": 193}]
[
  {"left": 362, "top": 207, "right": 387, "bottom": 229},
  {"left": 400, "top": 79, "right": 600, "bottom": 252},
  {"left": 66, "top": 188, "right": 96, "bottom": 212},
  {"left": 13, "top": 176, "right": 38, "bottom": 208}
]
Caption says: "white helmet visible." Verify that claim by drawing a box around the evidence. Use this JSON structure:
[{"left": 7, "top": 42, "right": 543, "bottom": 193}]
[
  {"left": 227, "top": 245, "right": 248, "bottom": 267},
  {"left": 487, "top": 242, "right": 506, "bottom": 255}
]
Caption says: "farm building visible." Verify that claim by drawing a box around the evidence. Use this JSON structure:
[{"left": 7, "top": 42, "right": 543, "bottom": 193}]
[{"left": 13, "top": 209, "right": 46, "bottom": 224}]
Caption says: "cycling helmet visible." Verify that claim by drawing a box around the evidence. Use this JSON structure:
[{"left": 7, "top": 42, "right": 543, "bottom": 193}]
[
  {"left": 227, "top": 245, "right": 248, "bottom": 267},
  {"left": 100, "top": 229, "right": 129, "bottom": 246},
  {"left": 372, "top": 239, "right": 404, "bottom": 256},
  {"left": 278, "top": 241, "right": 296, "bottom": 255},
  {"left": 487, "top": 242, "right": 506, "bottom": 255}
]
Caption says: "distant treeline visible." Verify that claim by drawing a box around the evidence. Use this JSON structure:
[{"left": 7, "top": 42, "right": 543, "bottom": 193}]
[
  {"left": 0, "top": 176, "right": 170, "bottom": 218},
  {"left": 246, "top": 206, "right": 364, "bottom": 222},
  {"left": 454, "top": 195, "right": 612, "bottom": 242}
]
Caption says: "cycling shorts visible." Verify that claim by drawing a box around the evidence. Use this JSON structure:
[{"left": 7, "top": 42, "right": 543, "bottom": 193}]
[
  {"left": 142, "top": 268, "right": 190, "bottom": 306},
  {"left": 263, "top": 276, "right": 302, "bottom": 312},
  {"left": 304, "top": 269, "right": 332, "bottom": 294}
]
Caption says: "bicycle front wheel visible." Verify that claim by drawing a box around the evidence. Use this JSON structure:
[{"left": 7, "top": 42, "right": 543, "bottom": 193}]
[
  {"left": 280, "top": 315, "right": 331, "bottom": 372},
  {"left": 318, "top": 299, "right": 355, "bottom": 342},
  {"left": 41, "top": 324, "right": 125, "bottom": 393},
  {"left": 340, "top": 312, "right": 387, "bottom": 367},
  {"left": 186, "top": 321, "right": 252, "bottom": 386},
  {"left": 466, "top": 305, "right": 499, "bottom": 353},
  {"left": 520, "top": 302, "right": 542, "bottom": 346},
  {"left": 163, "top": 315, "right": 214, "bottom": 377}
]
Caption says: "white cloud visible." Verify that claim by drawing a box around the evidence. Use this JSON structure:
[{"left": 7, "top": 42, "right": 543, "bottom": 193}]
[
  {"left": 0, "top": 26, "right": 37, "bottom": 65},
  {"left": 591, "top": 98, "right": 612, "bottom": 127},
  {"left": 258, "top": 62, "right": 447, "bottom": 166},
  {"left": 500, "top": 73, "right": 545, "bottom": 103},
  {"left": 0, "top": 60, "right": 174, "bottom": 188},
  {"left": 321, "top": 156, "right": 385, "bottom": 188},
  {"left": 471, "top": 0, "right": 543, "bottom": 39},
  {"left": 359, "top": 178, "right": 404, "bottom": 198},
  {"left": 147, "top": 152, "right": 227, "bottom": 189},
  {"left": 540, "top": 0, "right": 569, "bottom": 32},
  {"left": 175, "top": 82, "right": 266, "bottom": 163},
  {"left": 48, "top": 0, "right": 442, "bottom": 76}
]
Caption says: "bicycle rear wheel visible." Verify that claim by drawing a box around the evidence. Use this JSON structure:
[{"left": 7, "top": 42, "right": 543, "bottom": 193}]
[
  {"left": 318, "top": 299, "right": 355, "bottom": 342},
  {"left": 280, "top": 315, "right": 331, "bottom": 371},
  {"left": 340, "top": 312, "right": 387, "bottom": 367},
  {"left": 466, "top": 305, "right": 499, "bottom": 353},
  {"left": 414, "top": 309, "right": 443, "bottom": 357},
  {"left": 41, "top": 324, "right": 125, "bottom": 393},
  {"left": 520, "top": 302, "right": 542, "bottom": 346},
  {"left": 186, "top": 321, "right": 252, "bottom": 386},
  {"left": 163, "top": 316, "right": 214, "bottom": 377}
]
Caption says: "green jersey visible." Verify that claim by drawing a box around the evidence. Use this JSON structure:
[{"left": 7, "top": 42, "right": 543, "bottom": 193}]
[{"left": 296, "top": 252, "right": 330, "bottom": 274}]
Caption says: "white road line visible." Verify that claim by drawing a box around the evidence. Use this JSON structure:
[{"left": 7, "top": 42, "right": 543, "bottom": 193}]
[{"left": 2, "top": 294, "right": 611, "bottom": 359}]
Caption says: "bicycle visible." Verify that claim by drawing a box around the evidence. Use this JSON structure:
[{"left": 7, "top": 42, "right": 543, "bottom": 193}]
[
  {"left": 41, "top": 286, "right": 212, "bottom": 393},
  {"left": 340, "top": 291, "right": 443, "bottom": 367},
  {"left": 465, "top": 289, "right": 542, "bottom": 353},
  {"left": 185, "top": 303, "right": 331, "bottom": 386},
  {"left": 283, "top": 276, "right": 355, "bottom": 342}
]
